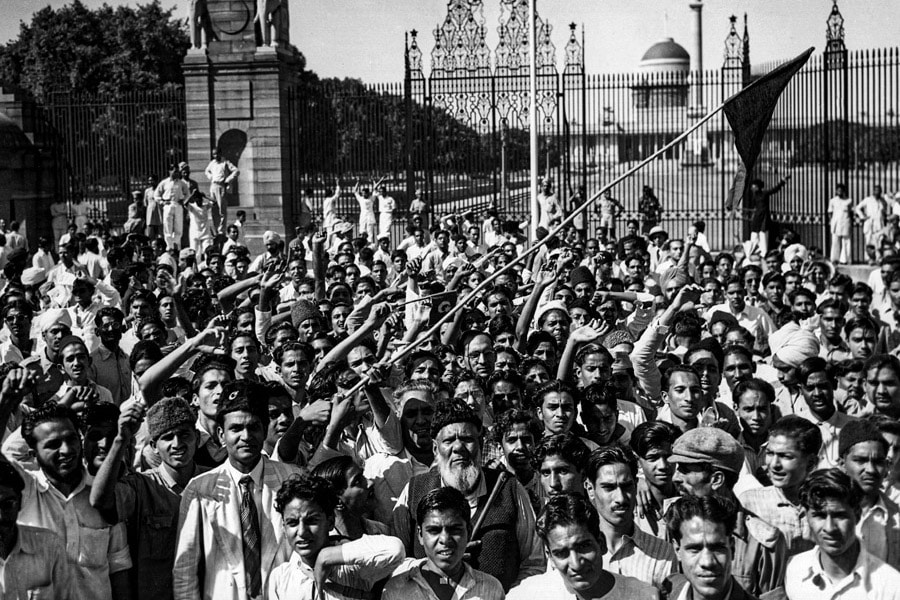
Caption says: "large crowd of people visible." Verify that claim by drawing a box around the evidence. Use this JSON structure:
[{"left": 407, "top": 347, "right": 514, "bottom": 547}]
[{"left": 3, "top": 162, "right": 900, "bottom": 600}]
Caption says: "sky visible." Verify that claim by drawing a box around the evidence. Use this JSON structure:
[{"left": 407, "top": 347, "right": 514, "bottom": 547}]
[{"left": 4, "top": 0, "right": 900, "bottom": 83}]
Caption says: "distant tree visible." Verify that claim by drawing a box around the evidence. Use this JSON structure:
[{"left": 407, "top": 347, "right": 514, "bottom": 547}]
[{"left": 0, "top": 0, "right": 191, "bottom": 99}]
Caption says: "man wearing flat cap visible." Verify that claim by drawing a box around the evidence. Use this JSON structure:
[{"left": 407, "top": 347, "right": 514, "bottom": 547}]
[{"left": 669, "top": 426, "right": 788, "bottom": 599}]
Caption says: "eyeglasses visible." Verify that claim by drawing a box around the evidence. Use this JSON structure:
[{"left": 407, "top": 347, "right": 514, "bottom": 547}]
[{"left": 4, "top": 314, "right": 29, "bottom": 324}]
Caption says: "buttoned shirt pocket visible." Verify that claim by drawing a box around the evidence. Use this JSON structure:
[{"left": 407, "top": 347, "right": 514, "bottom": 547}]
[
  {"left": 77, "top": 525, "right": 110, "bottom": 568},
  {"left": 144, "top": 513, "right": 176, "bottom": 559}
]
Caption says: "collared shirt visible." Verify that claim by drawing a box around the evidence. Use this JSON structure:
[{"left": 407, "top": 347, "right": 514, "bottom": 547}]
[
  {"left": 115, "top": 463, "right": 207, "bottom": 600},
  {"left": 383, "top": 558, "right": 505, "bottom": 600},
  {"left": 706, "top": 303, "right": 776, "bottom": 350},
  {"left": 223, "top": 455, "right": 265, "bottom": 517},
  {"left": 90, "top": 344, "right": 132, "bottom": 405},
  {"left": 205, "top": 158, "right": 238, "bottom": 184},
  {"left": 0, "top": 337, "right": 30, "bottom": 364},
  {"left": 786, "top": 545, "right": 900, "bottom": 600},
  {"left": 603, "top": 526, "right": 677, "bottom": 589},
  {"left": 810, "top": 410, "right": 856, "bottom": 469},
  {"left": 0, "top": 525, "right": 70, "bottom": 600},
  {"left": 20, "top": 350, "right": 65, "bottom": 404},
  {"left": 269, "top": 535, "right": 405, "bottom": 600},
  {"left": 364, "top": 447, "right": 431, "bottom": 524},
  {"left": 858, "top": 492, "right": 900, "bottom": 567},
  {"left": 194, "top": 417, "right": 227, "bottom": 466},
  {"left": 507, "top": 565, "right": 659, "bottom": 600},
  {"left": 773, "top": 385, "right": 810, "bottom": 421},
  {"left": 740, "top": 486, "right": 813, "bottom": 557},
  {"left": 9, "top": 465, "right": 131, "bottom": 600}
]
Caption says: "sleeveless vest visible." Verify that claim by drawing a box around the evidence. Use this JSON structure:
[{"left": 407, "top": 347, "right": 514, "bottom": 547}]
[{"left": 406, "top": 467, "right": 520, "bottom": 591}]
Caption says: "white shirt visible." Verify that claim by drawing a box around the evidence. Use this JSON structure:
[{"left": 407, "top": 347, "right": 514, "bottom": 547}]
[
  {"left": 223, "top": 456, "right": 265, "bottom": 518},
  {"left": 786, "top": 545, "right": 900, "bottom": 600}
]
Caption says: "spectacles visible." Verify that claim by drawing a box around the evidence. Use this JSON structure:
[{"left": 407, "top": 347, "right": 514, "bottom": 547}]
[{"left": 4, "top": 314, "right": 28, "bottom": 323}]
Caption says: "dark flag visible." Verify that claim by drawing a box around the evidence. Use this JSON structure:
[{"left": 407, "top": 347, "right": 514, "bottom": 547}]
[{"left": 724, "top": 47, "right": 814, "bottom": 213}]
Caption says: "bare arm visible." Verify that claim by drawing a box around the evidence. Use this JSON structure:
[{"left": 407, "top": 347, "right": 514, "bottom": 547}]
[
  {"left": 315, "top": 303, "right": 391, "bottom": 373},
  {"left": 557, "top": 322, "right": 603, "bottom": 381},
  {"left": 138, "top": 322, "right": 227, "bottom": 405},
  {"left": 217, "top": 274, "right": 262, "bottom": 314},
  {"left": 515, "top": 263, "right": 557, "bottom": 353},
  {"left": 90, "top": 399, "right": 144, "bottom": 517}
]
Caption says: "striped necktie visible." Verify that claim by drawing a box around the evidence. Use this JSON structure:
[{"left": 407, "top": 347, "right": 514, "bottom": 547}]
[{"left": 239, "top": 475, "right": 262, "bottom": 597}]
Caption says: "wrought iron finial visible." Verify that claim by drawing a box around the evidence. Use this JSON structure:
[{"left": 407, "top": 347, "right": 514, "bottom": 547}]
[
  {"left": 564, "top": 22, "right": 583, "bottom": 73},
  {"left": 723, "top": 14, "right": 742, "bottom": 69},
  {"left": 826, "top": 0, "right": 846, "bottom": 53},
  {"left": 408, "top": 29, "right": 423, "bottom": 76}
]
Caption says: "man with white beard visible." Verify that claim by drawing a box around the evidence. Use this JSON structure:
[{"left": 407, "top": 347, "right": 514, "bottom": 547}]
[{"left": 392, "top": 400, "right": 545, "bottom": 591}]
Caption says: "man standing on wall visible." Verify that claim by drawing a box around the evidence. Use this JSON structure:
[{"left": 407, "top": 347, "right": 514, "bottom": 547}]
[{"left": 205, "top": 147, "right": 240, "bottom": 235}]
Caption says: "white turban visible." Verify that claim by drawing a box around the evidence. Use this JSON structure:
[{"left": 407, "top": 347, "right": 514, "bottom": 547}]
[
  {"left": 39, "top": 308, "right": 72, "bottom": 334},
  {"left": 769, "top": 322, "right": 819, "bottom": 368}
]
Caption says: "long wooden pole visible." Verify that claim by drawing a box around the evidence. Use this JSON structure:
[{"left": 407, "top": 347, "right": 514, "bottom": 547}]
[{"left": 340, "top": 99, "right": 729, "bottom": 400}]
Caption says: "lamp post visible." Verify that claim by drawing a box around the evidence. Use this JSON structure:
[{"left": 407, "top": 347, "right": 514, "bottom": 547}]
[{"left": 529, "top": 0, "right": 539, "bottom": 239}]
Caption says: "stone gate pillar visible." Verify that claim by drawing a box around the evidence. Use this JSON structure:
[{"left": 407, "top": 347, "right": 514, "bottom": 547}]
[{"left": 182, "top": 0, "right": 300, "bottom": 253}]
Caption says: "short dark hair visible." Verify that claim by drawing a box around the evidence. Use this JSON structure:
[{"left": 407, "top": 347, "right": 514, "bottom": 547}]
[
  {"left": 844, "top": 316, "right": 880, "bottom": 338},
  {"left": 586, "top": 445, "right": 638, "bottom": 481},
  {"left": 769, "top": 415, "right": 823, "bottom": 457},
  {"left": 799, "top": 468, "right": 864, "bottom": 515},
  {"left": 22, "top": 402, "right": 80, "bottom": 449},
  {"left": 275, "top": 474, "right": 338, "bottom": 518},
  {"left": 491, "top": 408, "right": 542, "bottom": 443},
  {"left": 864, "top": 355, "right": 900, "bottom": 381},
  {"left": 662, "top": 364, "right": 700, "bottom": 391},
  {"left": 536, "top": 492, "right": 601, "bottom": 543},
  {"left": 733, "top": 378, "right": 775, "bottom": 408},
  {"left": 416, "top": 486, "right": 472, "bottom": 527},
  {"left": 310, "top": 455, "right": 358, "bottom": 496},
  {"left": 797, "top": 356, "right": 829, "bottom": 387},
  {"left": 581, "top": 382, "right": 618, "bottom": 415},
  {"left": 533, "top": 379, "right": 577, "bottom": 408},
  {"left": 630, "top": 420, "right": 681, "bottom": 459},
  {"left": 666, "top": 494, "right": 738, "bottom": 543},
  {"left": 534, "top": 433, "right": 590, "bottom": 473}
]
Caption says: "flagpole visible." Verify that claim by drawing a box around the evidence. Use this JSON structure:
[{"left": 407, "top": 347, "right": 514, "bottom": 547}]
[
  {"left": 529, "top": 0, "right": 539, "bottom": 240},
  {"left": 338, "top": 101, "right": 729, "bottom": 401}
]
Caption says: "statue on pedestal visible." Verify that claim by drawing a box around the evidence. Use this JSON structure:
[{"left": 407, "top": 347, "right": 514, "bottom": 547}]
[{"left": 256, "top": 0, "right": 289, "bottom": 48}]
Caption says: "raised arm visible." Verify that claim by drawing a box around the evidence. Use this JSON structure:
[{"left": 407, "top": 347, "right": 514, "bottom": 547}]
[
  {"left": 217, "top": 274, "right": 262, "bottom": 314},
  {"left": 515, "top": 263, "right": 557, "bottom": 353},
  {"left": 557, "top": 322, "right": 603, "bottom": 381},
  {"left": 138, "top": 321, "right": 227, "bottom": 405},
  {"left": 90, "top": 399, "right": 145, "bottom": 518},
  {"left": 315, "top": 303, "right": 391, "bottom": 374}
]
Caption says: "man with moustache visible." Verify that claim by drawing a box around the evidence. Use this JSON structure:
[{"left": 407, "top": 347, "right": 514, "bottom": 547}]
[
  {"left": 173, "top": 380, "right": 302, "bottom": 600},
  {"left": 507, "top": 493, "right": 658, "bottom": 600},
  {"left": 392, "top": 400, "right": 544, "bottom": 591},
  {"left": 584, "top": 446, "right": 676, "bottom": 589},
  {"left": 91, "top": 397, "right": 207, "bottom": 600},
  {"left": 669, "top": 427, "right": 787, "bottom": 598},
  {"left": 665, "top": 495, "right": 760, "bottom": 600},
  {"left": 0, "top": 398, "right": 132, "bottom": 600}
]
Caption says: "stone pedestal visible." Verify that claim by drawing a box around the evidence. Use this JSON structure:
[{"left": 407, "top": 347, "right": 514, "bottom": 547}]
[{"left": 183, "top": 0, "right": 300, "bottom": 254}]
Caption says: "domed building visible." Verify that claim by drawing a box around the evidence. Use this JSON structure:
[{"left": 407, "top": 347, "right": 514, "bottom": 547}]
[{"left": 632, "top": 37, "right": 690, "bottom": 109}]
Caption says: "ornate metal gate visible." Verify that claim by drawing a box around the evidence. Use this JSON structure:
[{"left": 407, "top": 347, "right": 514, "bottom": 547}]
[{"left": 404, "top": 0, "right": 585, "bottom": 222}]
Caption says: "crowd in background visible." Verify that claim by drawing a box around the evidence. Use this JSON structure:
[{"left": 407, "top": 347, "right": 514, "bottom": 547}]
[{"left": 3, "top": 165, "right": 900, "bottom": 600}]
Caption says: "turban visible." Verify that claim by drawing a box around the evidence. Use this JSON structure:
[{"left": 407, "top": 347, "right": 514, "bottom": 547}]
[
  {"left": 769, "top": 322, "right": 819, "bottom": 368},
  {"left": 39, "top": 308, "right": 72, "bottom": 333},
  {"left": 659, "top": 267, "right": 690, "bottom": 292},
  {"left": 262, "top": 231, "right": 282, "bottom": 245},
  {"left": 21, "top": 267, "right": 47, "bottom": 286},
  {"left": 783, "top": 244, "right": 808, "bottom": 267}
]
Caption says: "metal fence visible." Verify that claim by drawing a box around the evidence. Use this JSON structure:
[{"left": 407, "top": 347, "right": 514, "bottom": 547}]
[
  {"left": 286, "top": 4, "right": 900, "bottom": 260},
  {"left": 40, "top": 87, "right": 187, "bottom": 225}
]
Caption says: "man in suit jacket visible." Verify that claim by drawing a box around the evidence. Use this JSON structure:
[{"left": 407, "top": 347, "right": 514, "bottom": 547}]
[{"left": 173, "top": 381, "right": 302, "bottom": 600}]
